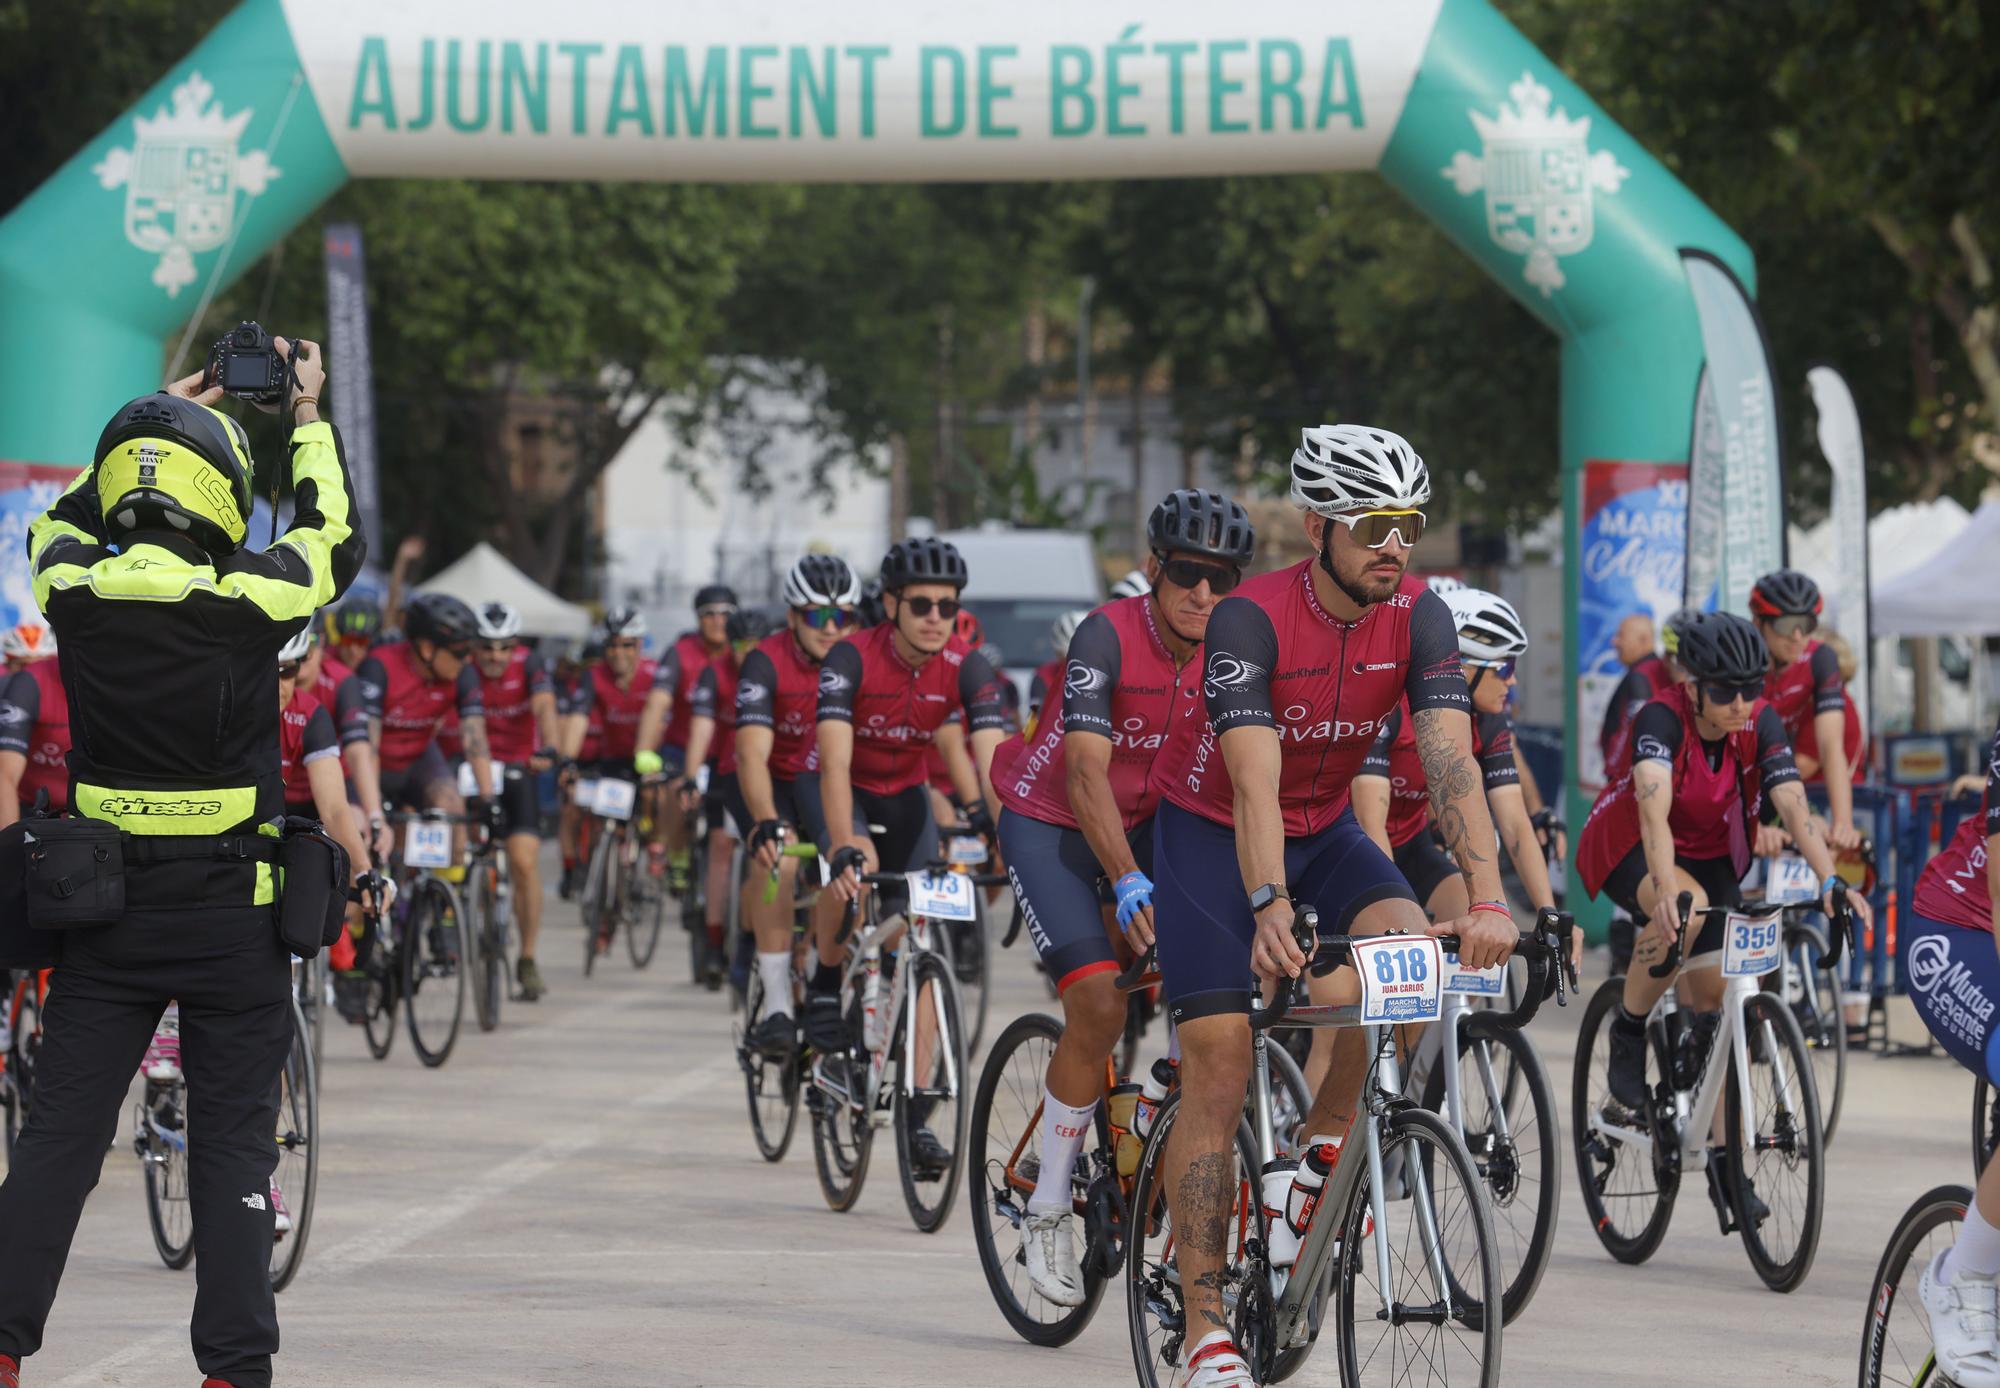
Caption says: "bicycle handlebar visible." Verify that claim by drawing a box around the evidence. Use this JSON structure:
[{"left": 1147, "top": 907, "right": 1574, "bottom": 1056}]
[
  {"left": 831, "top": 867, "right": 1006, "bottom": 944},
  {"left": 1654, "top": 887, "right": 1851, "bottom": 978}
]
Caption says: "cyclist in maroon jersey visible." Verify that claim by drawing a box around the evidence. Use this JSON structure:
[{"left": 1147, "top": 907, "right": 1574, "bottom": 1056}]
[
  {"left": 726, "top": 555, "right": 863, "bottom": 1054},
  {"left": 276, "top": 629, "right": 370, "bottom": 989},
  {"left": 994, "top": 488, "right": 1255, "bottom": 1308},
  {"left": 0, "top": 629, "right": 67, "bottom": 826},
  {"left": 0, "top": 623, "right": 55, "bottom": 677},
  {"left": 472, "top": 602, "right": 560, "bottom": 1001},
  {"left": 553, "top": 634, "right": 604, "bottom": 898},
  {"left": 337, "top": 592, "right": 498, "bottom": 867},
  {"left": 323, "top": 595, "right": 381, "bottom": 679},
  {"left": 1142, "top": 427, "right": 1517, "bottom": 1387},
  {"left": 1577, "top": 611, "right": 1868, "bottom": 1121},
  {"left": 1751, "top": 569, "right": 1865, "bottom": 849},
  {"left": 641, "top": 586, "right": 739, "bottom": 894},
  {"left": 675, "top": 623, "right": 750, "bottom": 987}
]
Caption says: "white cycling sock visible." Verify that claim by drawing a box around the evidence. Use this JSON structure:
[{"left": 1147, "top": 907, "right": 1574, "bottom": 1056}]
[
  {"left": 757, "top": 953, "right": 793, "bottom": 1019},
  {"left": 1026, "top": 1089, "right": 1098, "bottom": 1215},
  {"left": 1944, "top": 1201, "right": 2000, "bottom": 1283}
]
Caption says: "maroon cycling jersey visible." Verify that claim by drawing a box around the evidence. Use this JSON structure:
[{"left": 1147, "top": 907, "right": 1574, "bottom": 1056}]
[
  {"left": 336, "top": 643, "right": 484, "bottom": 773},
  {"left": 1600, "top": 654, "right": 1670, "bottom": 773},
  {"left": 569, "top": 659, "right": 657, "bottom": 763},
  {"left": 816, "top": 624, "right": 1008, "bottom": 796},
  {"left": 735, "top": 631, "right": 823, "bottom": 780},
  {"left": 0, "top": 658, "right": 70, "bottom": 812},
  {"left": 998, "top": 595, "right": 1198, "bottom": 832},
  {"left": 280, "top": 690, "right": 339, "bottom": 807},
  {"left": 1578, "top": 684, "right": 1800, "bottom": 892},
  {"left": 1913, "top": 716, "right": 2000, "bottom": 932},
  {"left": 1151, "top": 564, "right": 1468, "bottom": 836},
  {"left": 658, "top": 633, "right": 736, "bottom": 752},
  {"left": 690, "top": 656, "right": 744, "bottom": 774},
  {"left": 315, "top": 652, "right": 354, "bottom": 713},
  {"left": 556, "top": 669, "right": 603, "bottom": 762},
  {"left": 1360, "top": 700, "right": 1519, "bottom": 847},
  {"left": 1764, "top": 639, "right": 1865, "bottom": 783},
  {"left": 1028, "top": 657, "right": 1063, "bottom": 717},
  {"left": 477, "top": 647, "right": 554, "bottom": 765}
]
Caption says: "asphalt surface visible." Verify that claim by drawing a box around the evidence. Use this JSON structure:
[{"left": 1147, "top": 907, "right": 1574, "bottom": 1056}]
[{"left": 8, "top": 859, "right": 1974, "bottom": 1386}]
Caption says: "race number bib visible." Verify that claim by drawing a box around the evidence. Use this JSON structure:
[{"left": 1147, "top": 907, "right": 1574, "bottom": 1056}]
[
  {"left": 455, "top": 761, "right": 480, "bottom": 799},
  {"left": 573, "top": 778, "right": 599, "bottom": 808},
  {"left": 1440, "top": 948, "right": 1506, "bottom": 997},
  {"left": 1352, "top": 936, "right": 1443, "bottom": 1024},
  {"left": 907, "top": 870, "right": 977, "bottom": 921},
  {"left": 1766, "top": 854, "right": 1818, "bottom": 906},
  {"left": 946, "top": 835, "right": 988, "bottom": 866},
  {"left": 594, "top": 778, "right": 637, "bottom": 821},
  {"left": 1722, "top": 911, "right": 1783, "bottom": 978},
  {"left": 404, "top": 821, "right": 454, "bottom": 870}
]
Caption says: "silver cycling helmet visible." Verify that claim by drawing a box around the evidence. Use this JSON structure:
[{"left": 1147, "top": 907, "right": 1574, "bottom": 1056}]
[
  {"left": 1443, "top": 587, "right": 1529, "bottom": 663},
  {"left": 1289, "top": 424, "right": 1432, "bottom": 516},
  {"left": 476, "top": 601, "right": 523, "bottom": 642}
]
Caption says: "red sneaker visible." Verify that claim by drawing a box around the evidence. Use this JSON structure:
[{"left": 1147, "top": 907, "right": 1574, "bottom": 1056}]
[
  {"left": 0, "top": 1351, "right": 20, "bottom": 1388},
  {"left": 201, "top": 1379, "right": 236, "bottom": 1387}
]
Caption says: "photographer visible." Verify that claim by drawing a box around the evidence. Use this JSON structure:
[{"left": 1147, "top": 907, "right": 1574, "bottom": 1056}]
[{"left": 0, "top": 333, "right": 362, "bottom": 1388}]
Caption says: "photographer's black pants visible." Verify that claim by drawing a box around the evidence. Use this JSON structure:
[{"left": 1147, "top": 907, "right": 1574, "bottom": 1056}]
[{"left": 0, "top": 905, "right": 290, "bottom": 1388}]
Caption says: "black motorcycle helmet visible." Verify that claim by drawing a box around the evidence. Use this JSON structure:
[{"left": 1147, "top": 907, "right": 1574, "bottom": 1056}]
[
  {"left": 1674, "top": 611, "right": 1768, "bottom": 686},
  {"left": 1147, "top": 489, "right": 1257, "bottom": 566},
  {"left": 93, "top": 393, "right": 256, "bottom": 555},
  {"left": 403, "top": 592, "right": 479, "bottom": 648},
  {"left": 1749, "top": 569, "right": 1822, "bottom": 620},
  {"left": 879, "top": 537, "right": 968, "bottom": 592}
]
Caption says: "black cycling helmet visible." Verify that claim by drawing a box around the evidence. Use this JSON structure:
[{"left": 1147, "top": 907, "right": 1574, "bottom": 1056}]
[
  {"left": 326, "top": 596, "right": 383, "bottom": 644},
  {"left": 1674, "top": 611, "right": 1768, "bottom": 685},
  {"left": 857, "top": 580, "right": 887, "bottom": 629},
  {"left": 403, "top": 592, "right": 479, "bottom": 648},
  {"left": 693, "top": 584, "right": 738, "bottom": 612},
  {"left": 1148, "top": 489, "right": 1256, "bottom": 566},
  {"left": 1748, "top": 569, "right": 1823, "bottom": 620},
  {"left": 93, "top": 393, "right": 256, "bottom": 554},
  {"left": 728, "top": 607, "right": 778, "bottom": 644},
  {"left": 880, "top": 536, "right": 968, "bottom": 592}
]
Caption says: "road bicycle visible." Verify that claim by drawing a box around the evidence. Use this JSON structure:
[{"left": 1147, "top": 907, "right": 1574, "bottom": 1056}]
[
  {"left": 575, "top": 771, "right": 667, "bottom": 976},
  {"left": 807, "top": 863, "right": 996, "bottom": 1233},
  {"left": 1574, "top": 892, "right": 1846, "bottom": 1292},
  {"left": 1, "top": 967, "right": 51, "bottom": 1167},
  {"left": 933, "top": 827, "right": 995, "bottom": 1053},
  {"left": 1759, "top": 849, "right": 1850, "bottom": 1144},
  {"left": 736, "top": 838, "right": 823, "bottom": 1162},
  {"left": 1860, "top": 1182, "right": 1973, "bottom": 1387},
  {"left": 356, "top": 811, "right": 468, "bottom": 1067},
  {"left": 267, "top": 991, "right": 318, "bottom": 1291},
  {"left": 461, "top": 800, "right": 518, "bottom": 1032},
  {"left": 1124, "top": 910, "right": 1570, "bottom": 1387}
]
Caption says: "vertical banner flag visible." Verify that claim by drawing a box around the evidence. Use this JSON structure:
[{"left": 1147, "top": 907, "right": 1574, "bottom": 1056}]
[
  {"left": 1577, "top": 460, "right": 1686, "bottom": 789},
  {"left": 1683, "top": 366, "right": 1724, "bottom": 611},
  {"left": 1681, "top": 250, "right": 1785, "bottom": 615},
  {"left": 1806, "top": 365, "right": 1871, "bottom": 736},
  {"left": 322, "top": 222, "right": 382, "bottom": 559}
]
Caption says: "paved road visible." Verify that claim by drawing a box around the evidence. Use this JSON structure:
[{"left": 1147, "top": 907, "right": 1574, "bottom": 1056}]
[{"left": 13, "top": 865, "right": 1973, "bottom": 1386}]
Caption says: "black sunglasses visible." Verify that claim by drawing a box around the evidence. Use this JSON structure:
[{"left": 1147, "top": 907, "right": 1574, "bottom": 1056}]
[
  {"left": 1155, "top": 554, "right": 1241, "bottom": 596},
  {"left": 1701, "top": 680, "right": 1763, "bottom": 706},
  {"left": 441, "top": 643, "right": 472, "bottom": 661},
  {"left": 277, "top": 662, "right": 301, "bottom": 681},
  {"left": 900, "top": 596, "right": 962, "bottom": 620}
]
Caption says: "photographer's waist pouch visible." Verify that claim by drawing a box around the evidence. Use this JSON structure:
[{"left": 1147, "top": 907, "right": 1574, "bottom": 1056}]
[
  {"left": 276, "top": 824, "right": 348, "bottom": 958},
  {"left": 23, "top": 817, "right": 125, "bottom": 929}
]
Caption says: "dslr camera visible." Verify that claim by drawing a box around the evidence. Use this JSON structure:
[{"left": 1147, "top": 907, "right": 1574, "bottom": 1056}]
[{"left": 206, "top": 321, "right": 298, "bottom": 411}]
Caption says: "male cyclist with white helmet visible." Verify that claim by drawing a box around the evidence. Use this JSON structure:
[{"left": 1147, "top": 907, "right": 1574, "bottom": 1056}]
[
  {"left": 1144, "top": 426, "right": 1515, "bottom": 1387},
  {"left": 1110, "top": 569, "right": 1152, "bottom": 601},
  {"left": 727, "top": 555, "right": 863, "bottom": 1053},
  {"left": 472, "top": 601, "right": 559, "bottom": 1000},
  {"left": 0, "top": 624, "right": 54, "bottom": 676},
  {"left": 994, "top": 488, "right": 1255, "bottom": 1308}
]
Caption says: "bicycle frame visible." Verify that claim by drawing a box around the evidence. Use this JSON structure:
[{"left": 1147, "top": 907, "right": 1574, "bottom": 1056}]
[{"left": 817, "top": 901, "right": 962, "bottom": 1125}]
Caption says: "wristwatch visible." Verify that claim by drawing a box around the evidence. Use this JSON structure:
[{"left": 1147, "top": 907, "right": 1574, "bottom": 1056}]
[{"left": 1248, "top": 883, "right": 1291, "bottom": 913}]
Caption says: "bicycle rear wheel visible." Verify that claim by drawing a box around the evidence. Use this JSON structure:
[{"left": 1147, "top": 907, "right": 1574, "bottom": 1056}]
[
  {"left": 894, "top": 952, "right": 968, "bottom": 1233},
  {"left": 140, "top": 1079, "right": 194, "bottom": 1270},
  {"left": 1728, "top": 991, "right": 1825, "bottom": 1292},
  {"left": 968, "top": 1012, "right": 1107, "bottom": 1346},
  {"left": 1975, "top": 1078, "right": 2000, "bottom": 1172},
  {"left": 1572, "top": 977, "right": 1678, "bottom": 1264},
  {"left": 404, "top": 879, "right": 467, "bottom": 1068},
  {"left": 1784, "top": 922, "right": 1846, "bottom": 1146},
  {"left": 9, "top": 979, "right": 45, "bottom": 1138},
  {"left": 1859, "top": 1183, "right": 1970, "bottom": 1387},
  {"left": 269, "top": 1000, "right": 318, "bottom": 1292},
  {"left": 1337, "top": 1107, "right": 1503, "bottom": 1386},
  {"left": 809, "top": 1058, "right": 873, "bottom": 1213},
  {"left": 740, "top": 974, "right": 801, "bottom": 1163}
]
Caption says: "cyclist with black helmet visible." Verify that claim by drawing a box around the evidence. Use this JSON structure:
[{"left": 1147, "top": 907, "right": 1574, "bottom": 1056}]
[
  {"left": 1752, "top": 568, "right": 1866, "bottom": 850},
  {"left": 320, "top": 596, "right": 380, "bottom": 705},
  {"left": 0, "top": 622, "right": 67, "bottom": 828},
  {"left": 472, "top": 601, "right": 559, "bottom": 1000},
  {"left": 991, "top": 488, "right": 1255, "bottom": 1308},
  {"left": 807, "top": 538, "right": 1010, "bottom": 1121},
  {"left": 1142, "top": 428, "right": 1512, "bottom": 1387},
  {"left": 727, "top": 554, "right": 864, "bottom": 1052},
  {"left": 1578, "top": 610, "right": 1870, "bottom": 1123},
  {"left": 336, "top": 591, "right": 497, "bottom": 869},
  {"left": 634, "top": 586, "right": 738, "bottom": 899}
]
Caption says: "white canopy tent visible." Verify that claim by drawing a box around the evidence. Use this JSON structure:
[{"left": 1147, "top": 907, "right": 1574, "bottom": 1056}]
[
  {"left": 1788, "top": 496, "right": 1971, "bottom": 633},
  {"left": 1871, "top": 500, "right": 2000, "bottom": 638},
  {"left": 416, "top": 542, "right": 592, "bottom": 640}
]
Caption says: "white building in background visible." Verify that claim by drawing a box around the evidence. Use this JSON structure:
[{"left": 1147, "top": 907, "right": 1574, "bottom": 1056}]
[{"left": 599, "top": 368, "right": 891, "bottom": 637}]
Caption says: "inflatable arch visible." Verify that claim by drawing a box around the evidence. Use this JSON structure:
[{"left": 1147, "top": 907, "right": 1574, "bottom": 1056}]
[{"left": 0, "top": 0, "right": 1759, "bottom": 922}]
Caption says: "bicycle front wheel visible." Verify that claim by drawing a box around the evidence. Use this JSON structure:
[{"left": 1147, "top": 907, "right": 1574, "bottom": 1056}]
[
  {"left": 469, "top": 861, "right": 503, "bottom": 1033},
  {"left": 740, "top": 974, "right": 801, "bottom": 1163},
  {"left": 1784, "top": 923, "right": 1846, "bottom": 1146},
  {"left": 1975, "top": 1078, "right": 1999, "bottom": 1172},
  {"left": 1338, "top": 1107, "right": 1503, "bottom": 1387},
  {"left": 361, "top": 920, "right": 397, "bottom": 1061},
  {"left": 269, "top": 1000, "right": 318, "bottom": 1292},
  {"left": 1572, "top": 977, "right": 1678, "bottom": 1264},
  {"left": 585, "top": 824, "right": 620, "bottom": 977},
  {"left": 1727, "top": 991, "right": 1825, "bottom": 1292},
  {"left": 1859, "top": 1183, "right": 1970, "bottom": 1388},
  {"left": 141, "top": 1080, "right": 194, "bottom": 1270},
  {"left": 893, "top": 952, "right": 968, "bottom": 1233},
  {"left": 404, "top": 879, "right": 467, "bottom": 1068},
  {"left": 627, "top": 860, "right": 665, "bottom": 969}
]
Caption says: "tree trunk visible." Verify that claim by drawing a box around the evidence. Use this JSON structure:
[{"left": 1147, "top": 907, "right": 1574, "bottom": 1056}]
[
  {"left": 1022, "top": 289, "right": 1046, "bottom": 461},
  {"left": 935, "top": 304, "right": 955, "bottom": 528},
  {"left": 1129, "top": 373, "right": 1147, "bottom": 562},
  {"left": 888, "top": 432, "right": 911, "bottom": 542}
]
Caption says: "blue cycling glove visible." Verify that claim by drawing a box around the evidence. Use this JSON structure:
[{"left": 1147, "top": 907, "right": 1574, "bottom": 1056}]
[{"left": 1113, "top": 871, "right": 1154, "bottom": 931}]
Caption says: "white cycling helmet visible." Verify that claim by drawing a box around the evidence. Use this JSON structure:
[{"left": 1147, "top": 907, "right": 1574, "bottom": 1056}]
[
  {"left": 1050, "top": 608, "right": 1091, "bottom": 655},
  {"left": 1444, "top": 587, "right": 1529, "bottom": 663},
  {"left": 1, "top": 623, "right": 54, "bottom": 660},
  {"left": 278, "top": 626, "right": 314, "bottom": 664},
  {"left": 1425, "top": 574, "right": 1466, "bottom": 595},
  {"left": 476, "top": 601, "right": 523, "bottom": 641},
  {"left": 781, "top": 554, "right": 862, "bottom": 608},
  {"left": 1289, "top": 424, "right": 1432, "bottom": 516},
  {"left": 1110, "top": 569, "right": 1151, "bottom": 599},
  {"left": 602, "top": 606, "right": 648, "bottom": 640}
]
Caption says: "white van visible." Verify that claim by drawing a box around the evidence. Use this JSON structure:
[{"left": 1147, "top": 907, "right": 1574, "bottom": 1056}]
[{"left": 938, "top": 522, "right": 1102, "bottom": 700}]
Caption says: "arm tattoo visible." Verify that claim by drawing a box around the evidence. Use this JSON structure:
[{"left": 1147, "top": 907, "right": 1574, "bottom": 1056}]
[
  {"left": 460, "top": 715, "right": 489, "bottom": 762},
  {"left": 1175, "top": 1151, "right": 1235, "bottom": 1255},
  {"left": 1412, "top": 707, "right": 1487, "bottom": 880},
  {"left": 1637, "top": 778, "right": 1662, "bottom": 802}
]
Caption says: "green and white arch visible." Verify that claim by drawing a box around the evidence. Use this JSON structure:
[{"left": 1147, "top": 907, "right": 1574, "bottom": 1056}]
[{"left": 0, "top": 0, "right": 1759, "bottom": 934}]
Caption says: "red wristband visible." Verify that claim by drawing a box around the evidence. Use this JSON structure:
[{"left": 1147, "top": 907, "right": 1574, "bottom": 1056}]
[{"left": 1469, "top": 902, "right": 1513, "bottom": 919}]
